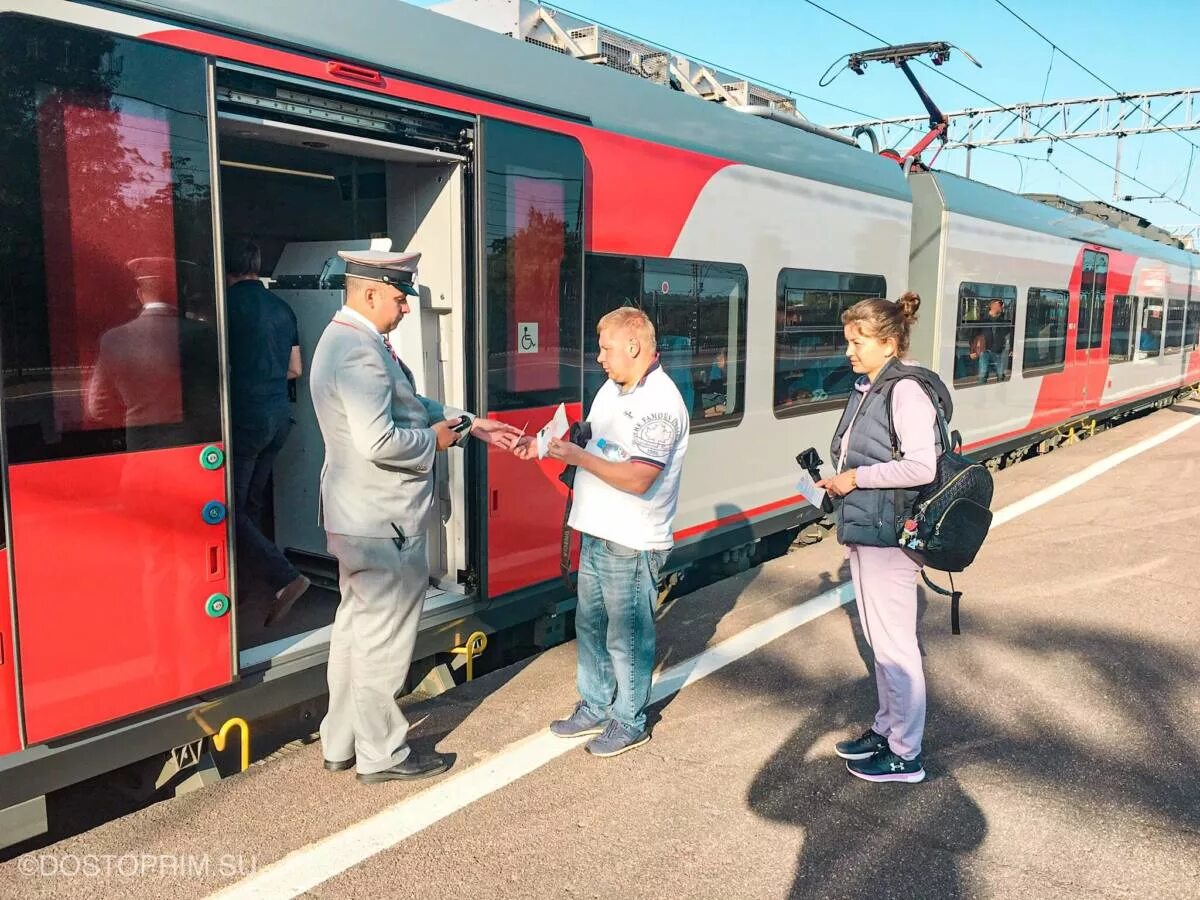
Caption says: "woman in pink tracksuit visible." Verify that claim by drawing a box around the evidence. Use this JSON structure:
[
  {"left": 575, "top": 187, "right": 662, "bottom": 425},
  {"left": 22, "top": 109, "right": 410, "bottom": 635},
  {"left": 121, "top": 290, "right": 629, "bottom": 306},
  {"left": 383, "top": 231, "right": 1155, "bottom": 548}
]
[{"left": 817, "top": 292, "right": 938, "bottom": 784}]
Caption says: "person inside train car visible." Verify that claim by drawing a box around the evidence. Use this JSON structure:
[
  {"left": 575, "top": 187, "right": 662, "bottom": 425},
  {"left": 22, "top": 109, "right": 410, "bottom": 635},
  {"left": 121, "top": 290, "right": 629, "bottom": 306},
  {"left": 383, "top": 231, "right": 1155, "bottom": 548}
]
[
  {"left": 222, "top": 238, "right": 313, "bottom": 628},
  {"left": 816, "top": 293, "right": 939, "bottom": 784},
  {"left": 309, "top": 249, "right": 519, "bottom": 784},
  {"left": 513, "top": 307, "right": 690, "bottom": 758},
  {"left": 976, "top": 299, "right": 1011, "bottom": 384}
]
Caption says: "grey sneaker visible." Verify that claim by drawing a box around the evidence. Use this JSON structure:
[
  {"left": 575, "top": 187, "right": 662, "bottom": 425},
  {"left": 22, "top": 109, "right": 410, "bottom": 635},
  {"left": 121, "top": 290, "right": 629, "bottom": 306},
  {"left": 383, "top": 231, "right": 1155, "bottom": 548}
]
[
  {"left": 549, "top": 702, "right": 608, "bottom": 738},
  {"left": 585, "top": 720, "right": 650, "bottom": 758}
]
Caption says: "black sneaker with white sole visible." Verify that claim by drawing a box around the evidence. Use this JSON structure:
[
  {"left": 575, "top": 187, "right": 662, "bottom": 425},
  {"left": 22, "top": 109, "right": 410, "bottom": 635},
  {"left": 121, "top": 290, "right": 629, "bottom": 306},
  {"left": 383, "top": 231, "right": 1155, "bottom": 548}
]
[
  {"left": 834, "top": 728, "right": 889, "bottom": 760},
  {"left": 846, "top": 748, "right": 926, "bottom": 784}
]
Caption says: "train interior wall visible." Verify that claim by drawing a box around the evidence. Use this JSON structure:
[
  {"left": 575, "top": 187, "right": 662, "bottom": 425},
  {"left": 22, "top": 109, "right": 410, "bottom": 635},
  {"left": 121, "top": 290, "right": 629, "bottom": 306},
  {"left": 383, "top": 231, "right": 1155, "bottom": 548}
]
[{"left": 216, "top": 134, "right": 470, "bottom": 661}]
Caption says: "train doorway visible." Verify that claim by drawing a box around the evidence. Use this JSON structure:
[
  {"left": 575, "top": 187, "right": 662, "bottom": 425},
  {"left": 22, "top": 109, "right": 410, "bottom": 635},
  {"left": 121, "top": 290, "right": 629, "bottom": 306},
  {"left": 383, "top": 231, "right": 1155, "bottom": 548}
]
[
  {"left": 213, "top": 72, "right": 475, "bottom": 667},
  {"left": 1072, "top": 248, "right": 1110, "bottom": 414}
]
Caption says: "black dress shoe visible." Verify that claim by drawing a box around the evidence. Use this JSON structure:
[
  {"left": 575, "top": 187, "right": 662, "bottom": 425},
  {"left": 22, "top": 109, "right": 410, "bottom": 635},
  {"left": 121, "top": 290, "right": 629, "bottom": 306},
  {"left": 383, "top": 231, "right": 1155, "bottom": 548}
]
[
  {"left": 355, "top": 753, "right": 449, "bottom": 784},
  {"left": 323, "top": 757, "right": 355, "bottom": 772}
]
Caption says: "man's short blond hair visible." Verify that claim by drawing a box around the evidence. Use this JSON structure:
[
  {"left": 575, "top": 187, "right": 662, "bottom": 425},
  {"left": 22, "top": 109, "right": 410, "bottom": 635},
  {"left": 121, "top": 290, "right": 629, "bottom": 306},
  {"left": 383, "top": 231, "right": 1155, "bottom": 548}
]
[{"left": 597, "top": 307, "right": 656, "bottom": 350}]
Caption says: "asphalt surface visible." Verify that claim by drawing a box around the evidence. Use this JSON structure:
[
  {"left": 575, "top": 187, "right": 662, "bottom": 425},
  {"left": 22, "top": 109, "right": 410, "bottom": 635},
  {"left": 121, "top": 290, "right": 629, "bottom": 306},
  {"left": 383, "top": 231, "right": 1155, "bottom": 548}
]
[{"left": 2, "top": 401, "right": 1198, "bottom": 900}]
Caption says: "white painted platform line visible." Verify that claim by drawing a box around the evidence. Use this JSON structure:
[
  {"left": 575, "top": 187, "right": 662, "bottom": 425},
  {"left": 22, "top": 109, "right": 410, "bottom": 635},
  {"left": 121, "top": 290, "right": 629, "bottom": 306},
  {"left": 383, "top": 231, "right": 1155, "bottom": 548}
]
[
  {"left": 990, "top": 410, "right": 1200, "bottom": 529},
  {"left": 207, "top": 407, "right": 1200, "bottom": 900}
]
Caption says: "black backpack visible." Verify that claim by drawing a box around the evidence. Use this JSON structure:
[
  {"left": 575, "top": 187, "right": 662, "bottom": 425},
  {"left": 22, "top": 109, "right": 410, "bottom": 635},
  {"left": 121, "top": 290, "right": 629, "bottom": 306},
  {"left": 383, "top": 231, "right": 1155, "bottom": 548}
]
[{"left": 882, "top": 369, "right": 995, "bottom": 633}]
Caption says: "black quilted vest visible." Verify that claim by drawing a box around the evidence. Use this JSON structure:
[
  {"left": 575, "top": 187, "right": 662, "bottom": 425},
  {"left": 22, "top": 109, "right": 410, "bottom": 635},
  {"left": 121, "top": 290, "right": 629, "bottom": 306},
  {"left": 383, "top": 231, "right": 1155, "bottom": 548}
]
[{"left": 829, "top": 359, "right": 946, "bottom": 548}]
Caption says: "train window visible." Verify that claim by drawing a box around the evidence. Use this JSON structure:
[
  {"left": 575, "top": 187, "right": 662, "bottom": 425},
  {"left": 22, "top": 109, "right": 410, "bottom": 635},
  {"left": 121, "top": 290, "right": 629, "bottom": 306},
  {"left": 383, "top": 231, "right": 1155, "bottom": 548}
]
[
  {"left": 1076, "top": 250, "right": 1109, "bottom": 350},
  {"left": 1137, "top": 299, "right": 1164, "bottom": 358},
  {"left": 1185, "top": 301, "right": 1200, "bottom": 351},
  {"left": 0, "top": 19, "right": 221, "bottom": 464},
  {"left": 1164, "top": 299, "right": 1185, "bottom": 353},
  {"left": 773, "top": 269, "right": 887, "bottom": 415},
  {"left": 1109, "top": 296, "right": 1136, "bottom": 362},
  {"left": 1021, "top": 288, "right": 1068, "bottom": 376},
  {"left": 584, "top": 253, "right": 747, "bottom": 429},
  {"left": 482, "top": 120, "right": 584, "bottom": 412},
  {"left": 953, "top": 282, "right": 1016, "bottom": 387}
]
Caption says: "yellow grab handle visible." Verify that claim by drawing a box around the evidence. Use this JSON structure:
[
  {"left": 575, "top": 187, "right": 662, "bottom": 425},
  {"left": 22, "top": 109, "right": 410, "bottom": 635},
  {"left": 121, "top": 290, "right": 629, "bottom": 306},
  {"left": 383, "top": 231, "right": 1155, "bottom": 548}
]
[
  {"left": 451, "top": 631, "right": 488, "bottom": 682},
  {"left": 213, "top": 716, "right": 250, "bottom": 772}
]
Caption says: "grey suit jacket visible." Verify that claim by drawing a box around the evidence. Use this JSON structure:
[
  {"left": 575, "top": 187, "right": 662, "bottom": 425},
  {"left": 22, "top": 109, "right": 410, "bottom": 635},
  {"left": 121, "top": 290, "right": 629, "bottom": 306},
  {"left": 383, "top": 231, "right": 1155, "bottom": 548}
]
[{"left": 310, "top": 308, "right": 462, "bottom": 539}]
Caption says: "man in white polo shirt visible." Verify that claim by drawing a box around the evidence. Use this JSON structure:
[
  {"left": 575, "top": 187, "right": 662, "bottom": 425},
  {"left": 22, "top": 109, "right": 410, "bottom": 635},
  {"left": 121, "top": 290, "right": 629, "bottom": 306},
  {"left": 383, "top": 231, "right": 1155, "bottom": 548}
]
[{"left": 515, "top": 307, "right": 689, "bottom": 757}]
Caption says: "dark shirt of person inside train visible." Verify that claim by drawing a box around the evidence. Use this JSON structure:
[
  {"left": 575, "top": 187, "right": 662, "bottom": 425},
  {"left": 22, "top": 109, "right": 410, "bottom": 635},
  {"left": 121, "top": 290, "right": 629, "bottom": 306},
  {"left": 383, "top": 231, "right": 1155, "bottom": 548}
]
[{"left": 225, "top": 238, "right": 310, "bottom": 627}]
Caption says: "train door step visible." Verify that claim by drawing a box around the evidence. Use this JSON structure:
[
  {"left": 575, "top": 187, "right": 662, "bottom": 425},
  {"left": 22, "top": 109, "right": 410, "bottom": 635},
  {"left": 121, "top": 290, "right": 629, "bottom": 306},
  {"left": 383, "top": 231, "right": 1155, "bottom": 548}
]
[{"left": 238, "top": 584, "right": 467, "bottom": 672}]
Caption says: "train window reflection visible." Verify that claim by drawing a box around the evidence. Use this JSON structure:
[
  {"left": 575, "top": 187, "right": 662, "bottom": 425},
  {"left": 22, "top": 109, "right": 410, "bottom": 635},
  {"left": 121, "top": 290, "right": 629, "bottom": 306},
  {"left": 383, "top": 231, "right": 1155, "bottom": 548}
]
[
  {"left": 0, "top": 19, "right": 220, "bottom": 463},
  {"left": 1022, "top": 288, "right": 1068, "bottom": 376},
  {"left": 1109, "top": 296, "right": 1136, "bottom": 362},
  {"left": 953, "top": 282, "right": 1016, "bottom": 387},
  {"left": 772, "top": 269, "right": 886, "bottom": 415},
  {"left": 1138, "top": 299, "right": 1164, "bottom": 358},
  {"left": 1164, "top": 299, "right": 1185, "bottom": 353},
  {"left": 482, "top": 120, "right": 584, "bottom": 413},
  {"left": 584, "top": 253, "right": 747, "bottom": 429},
  {"left": 1185, "top": 301, "right": 1200, "bottom": 351},
  {"left": 1076, "top": 250, "right": 1109, "bottom": 351}
]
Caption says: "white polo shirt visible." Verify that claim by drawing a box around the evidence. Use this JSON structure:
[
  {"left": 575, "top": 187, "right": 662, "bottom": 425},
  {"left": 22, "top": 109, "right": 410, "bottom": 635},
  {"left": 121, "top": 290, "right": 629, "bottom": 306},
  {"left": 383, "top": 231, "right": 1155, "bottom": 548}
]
[{"left": 569, "top": 362, "right": 690, "bottom": 551}]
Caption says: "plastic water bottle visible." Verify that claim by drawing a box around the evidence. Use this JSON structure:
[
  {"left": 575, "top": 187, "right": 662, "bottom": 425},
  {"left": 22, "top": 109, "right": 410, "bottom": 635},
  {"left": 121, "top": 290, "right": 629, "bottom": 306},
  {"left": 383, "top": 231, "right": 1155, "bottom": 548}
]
[{"left": 596, "top": 438, "right": 629, "bottom": 462}]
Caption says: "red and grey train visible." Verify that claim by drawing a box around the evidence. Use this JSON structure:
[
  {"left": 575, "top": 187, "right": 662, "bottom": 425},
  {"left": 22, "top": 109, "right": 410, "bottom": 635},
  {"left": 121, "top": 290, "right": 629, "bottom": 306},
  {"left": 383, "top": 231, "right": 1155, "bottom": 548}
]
[{"left": 0, "top": 0, "right": 1196, "bottom": 847}]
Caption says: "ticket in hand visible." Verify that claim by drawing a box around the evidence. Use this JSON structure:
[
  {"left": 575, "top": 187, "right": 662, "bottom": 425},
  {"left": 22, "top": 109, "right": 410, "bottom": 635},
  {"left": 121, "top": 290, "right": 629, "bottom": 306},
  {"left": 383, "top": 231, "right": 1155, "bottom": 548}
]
[{"left": 536, "top": 403, "right": 570, "bottom": 459}]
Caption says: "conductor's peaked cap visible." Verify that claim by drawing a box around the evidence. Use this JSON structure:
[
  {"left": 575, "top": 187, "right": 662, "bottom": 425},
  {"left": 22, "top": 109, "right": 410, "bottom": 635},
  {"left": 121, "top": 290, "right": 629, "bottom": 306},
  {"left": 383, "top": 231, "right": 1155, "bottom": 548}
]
[{"left": 337, "top": 249, "right": 421, "bottom": 296}]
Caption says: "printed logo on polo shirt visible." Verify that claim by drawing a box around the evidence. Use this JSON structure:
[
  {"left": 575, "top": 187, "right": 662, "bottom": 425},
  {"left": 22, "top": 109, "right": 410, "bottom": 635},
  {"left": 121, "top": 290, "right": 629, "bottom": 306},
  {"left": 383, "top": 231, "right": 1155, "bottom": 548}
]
[{"left": 632, "top": 413, "right": 680, "bottom": 456}]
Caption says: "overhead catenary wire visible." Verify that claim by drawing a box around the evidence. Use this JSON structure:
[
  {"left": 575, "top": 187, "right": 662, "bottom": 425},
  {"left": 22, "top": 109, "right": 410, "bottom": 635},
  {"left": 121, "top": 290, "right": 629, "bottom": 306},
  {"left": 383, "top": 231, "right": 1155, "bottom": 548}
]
[
  {"left": 798, "top": 0, "right": 1200, "bottom": 219},
  {"left": 991, "top": 0, "right": 1200, "bottom": 156}
]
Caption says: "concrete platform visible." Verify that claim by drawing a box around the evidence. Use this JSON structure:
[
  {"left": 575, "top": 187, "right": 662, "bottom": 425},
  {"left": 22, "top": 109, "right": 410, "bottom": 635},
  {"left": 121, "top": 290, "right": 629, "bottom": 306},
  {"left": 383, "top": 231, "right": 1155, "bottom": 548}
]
[{"left": 2, "top": 402, "right": 1198, "bottom": 900}]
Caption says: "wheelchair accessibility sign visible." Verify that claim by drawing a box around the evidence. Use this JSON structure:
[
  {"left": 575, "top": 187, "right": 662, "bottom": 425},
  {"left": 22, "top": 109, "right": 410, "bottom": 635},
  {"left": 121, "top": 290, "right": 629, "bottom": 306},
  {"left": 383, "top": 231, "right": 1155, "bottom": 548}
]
[{"left": 518, "top": 322, "right": 539, "bottom": 354}]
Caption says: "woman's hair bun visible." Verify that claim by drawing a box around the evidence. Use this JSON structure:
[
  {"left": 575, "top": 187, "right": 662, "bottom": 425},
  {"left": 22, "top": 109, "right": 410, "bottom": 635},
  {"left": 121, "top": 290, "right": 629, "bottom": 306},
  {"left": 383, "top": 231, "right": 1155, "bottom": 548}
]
[{"left": 896, "top": 291, "right": 921, "bottom": 323}]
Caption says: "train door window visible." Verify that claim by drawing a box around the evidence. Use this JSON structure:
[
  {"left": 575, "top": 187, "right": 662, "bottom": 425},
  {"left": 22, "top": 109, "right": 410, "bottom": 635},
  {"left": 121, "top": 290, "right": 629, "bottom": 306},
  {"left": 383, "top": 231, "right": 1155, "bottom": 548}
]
[
  {"left": 1185, "top": 301, "right": 1200, "bottom": 351},
  {"left": 773, "top": 269, "right": 886, "bottom": 414},
  {"left": 0, "top": 18, "right": 220, "bottom": 463},
  {"left": 1076, "top": 250, "right": 1108, "bottom": 350},
  {"left": 954, "top": 282, "right": 1016, "bottom": 387},
  {"left": 1138, "top": 299, "right": 1164, "bottom": 357},
  {"left": 1109, "top": 296, "right": 1136, "bottom": 362},
  {"left": 1164, "top": 299, "right": 1185, "bottom": 353},
  {"left": 1021, "top": 288, "right": 1068, "bottom": 376},
  {"left": 482, "top": 120, "right": 584, "bottom": 412},
  {"left": 584, "top": 253, "right": 747, "bottom": 428}
]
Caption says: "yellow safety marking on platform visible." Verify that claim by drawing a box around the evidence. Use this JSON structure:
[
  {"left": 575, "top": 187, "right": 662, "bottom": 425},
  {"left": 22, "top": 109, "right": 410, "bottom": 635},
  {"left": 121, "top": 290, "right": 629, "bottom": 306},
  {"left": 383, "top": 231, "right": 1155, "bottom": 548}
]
[{"left": 207, "top": 407, "right": 1200, "bottom": 900}]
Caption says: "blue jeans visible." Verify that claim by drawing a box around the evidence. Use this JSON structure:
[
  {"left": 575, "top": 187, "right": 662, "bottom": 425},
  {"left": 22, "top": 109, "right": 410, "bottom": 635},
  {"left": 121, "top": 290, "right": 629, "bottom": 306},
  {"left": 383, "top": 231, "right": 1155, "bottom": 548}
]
[
  {"left": 233, "top": 404, "right": 299, "bottom": 594},
  {"left": 574, "top": 534, "right": 668, "bottom": 732},
  {"left": 976, "top": 350, "right": 1004, "bottom": 384}
]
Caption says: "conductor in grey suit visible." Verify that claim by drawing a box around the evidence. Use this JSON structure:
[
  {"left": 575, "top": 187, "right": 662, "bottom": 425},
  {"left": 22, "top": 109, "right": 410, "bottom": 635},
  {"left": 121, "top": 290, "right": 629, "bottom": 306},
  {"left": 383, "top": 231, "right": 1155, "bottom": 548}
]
[{"left": 310, "top": 248, "right": 520, "bottom": 783}]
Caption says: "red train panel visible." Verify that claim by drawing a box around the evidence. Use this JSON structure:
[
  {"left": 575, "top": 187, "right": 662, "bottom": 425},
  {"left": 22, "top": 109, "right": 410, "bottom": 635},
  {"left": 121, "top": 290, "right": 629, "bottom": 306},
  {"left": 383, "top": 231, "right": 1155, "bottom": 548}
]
[
  {"left": 487, "top": 403, "right": 583, "bottom": 597},
  {"left": 10, "top": 445, "right": 233, "bottom": 744}
]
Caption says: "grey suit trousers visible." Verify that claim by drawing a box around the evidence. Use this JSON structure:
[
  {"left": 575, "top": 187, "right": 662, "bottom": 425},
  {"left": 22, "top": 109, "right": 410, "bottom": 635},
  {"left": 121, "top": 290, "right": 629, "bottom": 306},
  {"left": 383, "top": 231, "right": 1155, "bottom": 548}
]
[{"left": 319, "top": 531, "right": 428, "bottom": 775}]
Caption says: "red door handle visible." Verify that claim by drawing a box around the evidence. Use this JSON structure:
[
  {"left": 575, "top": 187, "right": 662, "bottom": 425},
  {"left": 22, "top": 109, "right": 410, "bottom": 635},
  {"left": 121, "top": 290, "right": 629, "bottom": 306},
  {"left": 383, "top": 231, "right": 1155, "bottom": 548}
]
[{"left": 206, "top": 542, "right": 226, "bottom": 582}]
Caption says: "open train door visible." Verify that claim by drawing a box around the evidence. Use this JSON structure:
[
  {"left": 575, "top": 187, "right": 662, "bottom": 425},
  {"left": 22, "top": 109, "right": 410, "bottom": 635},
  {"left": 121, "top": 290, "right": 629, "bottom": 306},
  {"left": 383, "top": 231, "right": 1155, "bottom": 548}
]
[
  {"left": 0, "top": 21, "right": 234, "bottom": 744},
  {"left": 477, "top": 120, "right": 586, "bottom": 599},
  {"left": 1071, "top": 248, "right": 1111, "bottom": 416}
]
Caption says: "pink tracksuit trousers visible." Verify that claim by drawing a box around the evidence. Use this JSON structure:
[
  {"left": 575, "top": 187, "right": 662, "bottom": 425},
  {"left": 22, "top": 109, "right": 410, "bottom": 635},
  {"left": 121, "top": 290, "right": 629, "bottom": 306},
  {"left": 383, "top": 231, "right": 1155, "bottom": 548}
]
[
  {"left": 840, "top": 377, "right": 938, "bottom": 760},
  {"left": 847, "top": 544, "right": 925, "bottom": 759}
]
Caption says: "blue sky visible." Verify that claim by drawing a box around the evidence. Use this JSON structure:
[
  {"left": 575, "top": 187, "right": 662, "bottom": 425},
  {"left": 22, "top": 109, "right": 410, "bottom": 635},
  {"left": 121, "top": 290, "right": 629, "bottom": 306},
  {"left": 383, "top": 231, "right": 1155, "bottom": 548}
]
[{"left": 408, "top": 0, "right": 1199, "bottom": 235}]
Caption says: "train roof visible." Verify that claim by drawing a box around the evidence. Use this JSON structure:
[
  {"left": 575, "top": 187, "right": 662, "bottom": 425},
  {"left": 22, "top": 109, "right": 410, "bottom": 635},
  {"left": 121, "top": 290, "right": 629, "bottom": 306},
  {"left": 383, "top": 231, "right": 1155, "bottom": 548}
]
[
  {"left": 104, "top": 0, "right": 910, "bottom": 202},
  {"left": 925, "top": 171, "right": 1196, "bottom": 269}
]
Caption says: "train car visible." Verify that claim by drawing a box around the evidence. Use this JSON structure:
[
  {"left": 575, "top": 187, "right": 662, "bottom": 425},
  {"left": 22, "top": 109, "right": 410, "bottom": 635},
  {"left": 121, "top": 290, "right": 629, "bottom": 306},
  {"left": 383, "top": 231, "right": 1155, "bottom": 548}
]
[
  {"left": 907, "top": 172, "right": 1200, "bottom": 454},
  {"left": 0, "top": 0, "right": 1194, "bottom": 848}
]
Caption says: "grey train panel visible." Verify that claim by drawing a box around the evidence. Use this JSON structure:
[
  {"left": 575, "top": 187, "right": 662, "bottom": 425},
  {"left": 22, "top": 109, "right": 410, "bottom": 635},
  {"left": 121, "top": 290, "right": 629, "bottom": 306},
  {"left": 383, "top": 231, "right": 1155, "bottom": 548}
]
[{"left": 927, "top": 172, "right": 1196, "bottom": 268}]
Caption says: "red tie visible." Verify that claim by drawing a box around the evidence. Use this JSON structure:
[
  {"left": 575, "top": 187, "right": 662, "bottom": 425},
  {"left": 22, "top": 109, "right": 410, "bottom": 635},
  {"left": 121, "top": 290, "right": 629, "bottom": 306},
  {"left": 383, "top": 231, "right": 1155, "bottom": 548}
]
[{"left": 381, "top": 333, "right": 402, "bottom": 366}]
